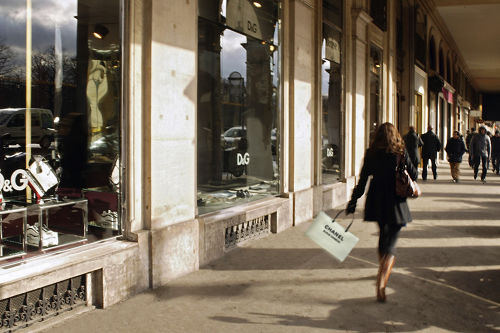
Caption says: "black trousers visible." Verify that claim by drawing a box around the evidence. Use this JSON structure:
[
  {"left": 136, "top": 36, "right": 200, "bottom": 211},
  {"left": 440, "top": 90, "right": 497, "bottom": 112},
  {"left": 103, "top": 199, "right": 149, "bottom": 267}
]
[
  {"left": 377, "top": 222, "right": 402, "bottom": 256},
  {"left": 473, "top": 155, "right": 489, "bottom": 180},
  {"left": 492, "top": 153, "right": 500, "bottom": 174},
  {"left": 422, "top": 155, "right": 437, "bottom": 180}
]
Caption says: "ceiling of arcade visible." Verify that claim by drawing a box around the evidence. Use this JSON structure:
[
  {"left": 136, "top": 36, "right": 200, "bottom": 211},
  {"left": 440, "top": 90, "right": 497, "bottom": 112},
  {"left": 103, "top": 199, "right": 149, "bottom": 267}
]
[{"left": 434, "top": 0, "right": 500, "bottom": 92}]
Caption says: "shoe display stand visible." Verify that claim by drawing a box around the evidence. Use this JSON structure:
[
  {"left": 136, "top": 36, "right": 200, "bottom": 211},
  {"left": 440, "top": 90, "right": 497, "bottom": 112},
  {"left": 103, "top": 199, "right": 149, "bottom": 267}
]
[
  {"left": 0, "top": 206, "right": 28, "bottom": 259},
  {"left": 83, "top": 189, "right": 120, "bottom": 231},
  {"left": 26, "top": 198, "right": 88, "bottom": 251}
]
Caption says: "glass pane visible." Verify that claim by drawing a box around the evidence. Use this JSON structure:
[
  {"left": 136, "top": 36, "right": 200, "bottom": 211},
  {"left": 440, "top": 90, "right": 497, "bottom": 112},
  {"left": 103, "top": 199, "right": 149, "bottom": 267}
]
[
  {"left": 0, "top": 0, "right": 121, "bottom": 259},
  {"left": 321, "top": 23, "right": 342, "bottom": 184},
  {"left": 197, "top": 0, "right": 280, "bottom": 214}
]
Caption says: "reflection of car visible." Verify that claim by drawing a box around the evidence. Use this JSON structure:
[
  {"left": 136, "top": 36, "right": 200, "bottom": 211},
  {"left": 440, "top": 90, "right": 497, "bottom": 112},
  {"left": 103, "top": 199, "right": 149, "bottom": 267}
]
[
  {"left": 0, "top": 108, "right": 56, "bottom": 149},
  {"left": 221, "top": 126, "right": 246, "bottom": 149}
]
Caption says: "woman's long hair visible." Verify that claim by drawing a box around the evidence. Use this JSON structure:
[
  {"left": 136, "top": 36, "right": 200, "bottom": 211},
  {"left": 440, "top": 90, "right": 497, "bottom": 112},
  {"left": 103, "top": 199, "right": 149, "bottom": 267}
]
[{"left": 369, "top": 122, "right": 405, "bottom": 155}]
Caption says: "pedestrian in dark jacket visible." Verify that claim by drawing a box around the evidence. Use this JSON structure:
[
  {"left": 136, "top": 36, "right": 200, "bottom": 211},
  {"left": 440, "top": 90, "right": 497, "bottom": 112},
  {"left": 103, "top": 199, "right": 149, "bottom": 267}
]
[
  {"left": 403, "top": 126, "right": 423, "bottom": 177},
  {"left": 491, "top": 130, "right": 500, "bottom": 175},
  {"left": 445, "top": 130, "right": 466, "bottom": 182},
  {"left": 470, "top": 126, "right": 491, "bottom": 182},
  {"left": 465, "top": 128, "right": 476, "bottom": 152},
  {"left": 345, "top": 122, "right": 417, "bottom": 303},
  {"left": 421, "top": 126, "right": 442, "bottom": 180}
]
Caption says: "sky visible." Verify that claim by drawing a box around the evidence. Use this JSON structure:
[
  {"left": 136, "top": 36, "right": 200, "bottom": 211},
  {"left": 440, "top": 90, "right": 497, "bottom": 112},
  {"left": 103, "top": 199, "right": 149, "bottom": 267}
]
[{"left": 0, "top": 0, "right": 77, "bottom": 66}]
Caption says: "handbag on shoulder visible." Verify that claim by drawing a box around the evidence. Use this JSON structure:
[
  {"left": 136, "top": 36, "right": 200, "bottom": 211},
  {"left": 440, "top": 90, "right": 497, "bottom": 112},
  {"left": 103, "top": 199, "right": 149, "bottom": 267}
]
[{"left": 395, "top": 154, "right": 421, "bottom": 198}]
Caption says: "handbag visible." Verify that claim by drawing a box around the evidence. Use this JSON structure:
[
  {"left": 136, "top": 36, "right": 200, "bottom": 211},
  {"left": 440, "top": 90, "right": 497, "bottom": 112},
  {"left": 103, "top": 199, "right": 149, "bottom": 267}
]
[
  {"left": 305, "top": 211, "right": 359, "bottom": 262},
  {"left": 395, "top": 154, "right": 421, "bottom": 198}
]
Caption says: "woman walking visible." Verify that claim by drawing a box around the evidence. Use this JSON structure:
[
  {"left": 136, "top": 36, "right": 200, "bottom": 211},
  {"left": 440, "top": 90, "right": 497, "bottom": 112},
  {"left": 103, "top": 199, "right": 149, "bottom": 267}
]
[
  {"left": 445, "top": 130, "right": 466, "bottom": 182},
  {"left": 345, "top": 122, "right": 417, "bottom": 302}
]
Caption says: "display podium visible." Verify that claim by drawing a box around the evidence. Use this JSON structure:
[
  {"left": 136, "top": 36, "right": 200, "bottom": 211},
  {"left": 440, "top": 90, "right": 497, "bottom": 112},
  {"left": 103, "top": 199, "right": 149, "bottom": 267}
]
[
  {"left": 0, "top": 206, "right": 27, "bottom": 259},
  {"left": 26, "top": 198, "right": 88, "bottom": 250}
]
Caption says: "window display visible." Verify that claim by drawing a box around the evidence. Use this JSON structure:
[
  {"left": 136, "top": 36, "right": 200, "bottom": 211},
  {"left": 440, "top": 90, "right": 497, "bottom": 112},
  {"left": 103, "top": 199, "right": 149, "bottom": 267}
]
[
  {"left": 321, "top": 0, "right": 343, "bottom": 184},
  {"left": 197, "top": 0, "right": 281, "bottom": 214},
  {"left": 0, "top": 0, "right": 122, "bottom": 262}
]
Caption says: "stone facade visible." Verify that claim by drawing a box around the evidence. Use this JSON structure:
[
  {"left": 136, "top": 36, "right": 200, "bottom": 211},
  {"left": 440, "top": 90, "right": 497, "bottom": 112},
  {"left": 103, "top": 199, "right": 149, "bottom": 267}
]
[{"left": 0, "top": 0, "right": 478, "bottom": 318}]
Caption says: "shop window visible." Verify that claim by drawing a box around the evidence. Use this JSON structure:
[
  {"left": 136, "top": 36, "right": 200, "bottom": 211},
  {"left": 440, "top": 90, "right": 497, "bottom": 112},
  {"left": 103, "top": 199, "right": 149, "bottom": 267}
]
[
  {"left": 0, "top": 0, "right": 122, "bottom": 263},
  {"left": 321, "top": 0, "right": 343, "bottom": 184},
  {"left": 429, "top": 37, "right": 436, "bottom": 71},
  {"left": 370, "top": 0, "right": 387, "bottom": 31},
  {"left": 369, "top": 45, "right": 383, "bottom": 140},
  {"left": 414, "top": 5, "right": 426, "bottom": 67},
  {"left": 197, "top": 0, "right": 281, "bottom": 214}
]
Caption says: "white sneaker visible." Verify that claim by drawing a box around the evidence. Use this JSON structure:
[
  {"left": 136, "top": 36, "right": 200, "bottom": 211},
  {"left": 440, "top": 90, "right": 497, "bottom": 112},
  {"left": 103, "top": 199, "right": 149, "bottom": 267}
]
[
  {"left": 95, "top": 210, "right": 118, "bottom": 229},
  {"left": 41, "top": 225, "right": 58, "bottom": 246},
  {"left": 26, "top": 225, "right": 58, "bottom": 247}
]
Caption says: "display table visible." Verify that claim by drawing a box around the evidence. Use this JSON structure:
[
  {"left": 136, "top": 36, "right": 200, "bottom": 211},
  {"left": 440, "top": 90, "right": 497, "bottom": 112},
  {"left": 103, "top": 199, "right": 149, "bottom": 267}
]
[
  {"left": 0, "top": 206, "right": 27, "bottom": 259},
  {"left": 27, "top": 198, "right": 88, "bottom": 250}
]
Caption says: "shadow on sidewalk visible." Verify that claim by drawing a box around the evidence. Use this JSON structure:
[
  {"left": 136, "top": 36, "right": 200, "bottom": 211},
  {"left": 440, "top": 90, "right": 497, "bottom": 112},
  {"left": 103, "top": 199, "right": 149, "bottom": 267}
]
[
  {"left": 410, "top": 207, "right": 499, "bottom": 220},
  {"left": 400, "top": 225, "right": 500, "bottom": 239},
  {"left": 195, "top": 245, "right": 499, "bottom": 271},
  {"left": 208, "top": 272, "right": 500, "bottom": 332}
]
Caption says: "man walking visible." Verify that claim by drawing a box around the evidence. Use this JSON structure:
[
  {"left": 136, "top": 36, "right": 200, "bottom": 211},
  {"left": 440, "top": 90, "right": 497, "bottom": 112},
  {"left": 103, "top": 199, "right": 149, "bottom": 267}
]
[
  {"left": 490, "top": 130, "right": 500, "bottom": 175},
  {"left": 445, "top": 130, "right": 466, "bottom": 182},
  {"left": 403, "top": 126, "right": 423, "bottom": 177},
  {"left": 469, "top": 126, "right": 491, "bottom": 182},
  {"left": 465, "top": 128, "right": 476, "bottom": 152},
  {"left": 421, "top": 125, "right": 442, "bottom": 180}
]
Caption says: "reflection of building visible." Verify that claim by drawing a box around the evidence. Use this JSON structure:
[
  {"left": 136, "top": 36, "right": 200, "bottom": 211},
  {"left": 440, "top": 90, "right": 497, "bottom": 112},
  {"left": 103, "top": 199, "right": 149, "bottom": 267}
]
[{"left": 0, "top": 0, "right": 484, "bottom": 329}]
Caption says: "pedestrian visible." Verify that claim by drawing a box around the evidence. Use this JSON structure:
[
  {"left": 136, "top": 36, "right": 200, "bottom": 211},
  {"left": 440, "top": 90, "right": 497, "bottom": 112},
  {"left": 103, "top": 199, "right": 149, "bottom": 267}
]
[
  {"left": 403, "top": 126, "right": 423, "bottom": 177},
  {"left": 445, "top": 130, "right": 466, "bottom": 182},
  {"left": 345, "top": 122, "right": 417, "bottom": 302},
  {"left": 465, "top": 128, "right": 476, "bottom": 152},
  {"left": 490, "top": 130, "right": 500, "bottom": 175},
  {"left": 469, "top": 126, "right": 491, "bottom": 182},
  {"left": 421, "top": 125, "right": 442, "bottom": 180}
]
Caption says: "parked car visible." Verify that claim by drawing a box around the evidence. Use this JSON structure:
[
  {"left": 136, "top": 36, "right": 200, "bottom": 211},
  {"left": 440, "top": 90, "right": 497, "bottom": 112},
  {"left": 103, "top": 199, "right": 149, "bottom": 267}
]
[
  {"left": 0, "top": 108, "right": 56, "bottom": 149},
  {"left": 221, "top": 126, "right": 246, "bottom": 150}
]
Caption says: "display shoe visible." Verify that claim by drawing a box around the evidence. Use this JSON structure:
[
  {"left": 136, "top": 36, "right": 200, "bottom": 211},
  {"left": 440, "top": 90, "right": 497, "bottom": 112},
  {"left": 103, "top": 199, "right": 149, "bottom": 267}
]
[
  {"left": 376, "top": 254, "right": 396, "bottom": 302},
  {"left": 95, "top": 210, "right": 119, "bottom": 229},
  {"left": 26, "top": 225, "right": 57, "bottom": 247},
  {"left": 41, "top": 225, "right": 58, "bottom": 246}
]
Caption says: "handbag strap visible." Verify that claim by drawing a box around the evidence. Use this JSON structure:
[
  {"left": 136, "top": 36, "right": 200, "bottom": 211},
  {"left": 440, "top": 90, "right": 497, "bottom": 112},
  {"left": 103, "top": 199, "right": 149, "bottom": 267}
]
[{"left": 331, "top": 210, "right": 355, "bottom": 233}]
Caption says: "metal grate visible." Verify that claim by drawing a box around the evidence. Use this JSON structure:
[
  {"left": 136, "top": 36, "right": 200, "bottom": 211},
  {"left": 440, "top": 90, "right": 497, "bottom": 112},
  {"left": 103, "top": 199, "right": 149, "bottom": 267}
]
[
  {"left": 225, "top": 214, "right": 270, "bottom": 249},
  {"left": 0, "top": 275, "right": 86, "bottom": 332}
]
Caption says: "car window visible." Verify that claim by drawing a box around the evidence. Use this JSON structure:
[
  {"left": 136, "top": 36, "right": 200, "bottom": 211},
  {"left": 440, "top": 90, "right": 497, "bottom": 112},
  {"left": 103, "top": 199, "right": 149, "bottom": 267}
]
[
  {"left": 226, "top": 129, "right": 237, "bottom": 137},
  {"left": 31, "top": 113, "right": 40, "bottom": 127},
  {"left": 41, "top": 112, "right": 53, "bottom": 128},
  {"left": 0, "top": 113, "right": 13, "bottom": 125},
  {"left": 8, "top": 114, "right": 25, "bottom": 127}
]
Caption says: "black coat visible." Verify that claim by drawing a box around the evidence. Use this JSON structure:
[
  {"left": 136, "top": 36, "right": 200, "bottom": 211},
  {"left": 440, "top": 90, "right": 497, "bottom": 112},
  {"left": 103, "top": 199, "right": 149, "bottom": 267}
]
[
  {"left": 491, "top": 136, "right": 500, "bottom": 155},
  {"left": 445, "top": 137, "right": 466, "bottom": 163},
  {"left": 421, "top": 130, "right": 442, "bottom": 158},
  {"left": 403, "top": 131, "right": 423, "bottom": 165},
  {"left": 350, "top": 148, "right": 417, "bottom": 226}
]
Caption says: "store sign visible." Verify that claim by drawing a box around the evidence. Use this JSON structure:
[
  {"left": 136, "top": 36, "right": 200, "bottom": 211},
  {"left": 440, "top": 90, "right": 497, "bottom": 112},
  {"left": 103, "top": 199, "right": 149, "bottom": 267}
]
[
  {"left": 470, "top": 110, "right": 482, "bottom": 117},
  {"left": 226, "top": 0, "right": 263, "bottom": 40},
  {"left": 237, "top": 152, "right": 250, "bottom": 166},
  {"left": 0, "top": 169, "right": 29, "bottom": 192},
  {"left": 326, "top": 147, "right": 335, "bottom": 157},
  {"left": 325, "top": 37, "right": 340, "bottom": 63}
]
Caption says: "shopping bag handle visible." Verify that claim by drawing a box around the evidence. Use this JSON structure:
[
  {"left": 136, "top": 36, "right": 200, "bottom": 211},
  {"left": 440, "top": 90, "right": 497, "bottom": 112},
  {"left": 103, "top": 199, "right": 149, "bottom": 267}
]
[{"left": 332, "top": 210, "right": 355, "bottom": 233}]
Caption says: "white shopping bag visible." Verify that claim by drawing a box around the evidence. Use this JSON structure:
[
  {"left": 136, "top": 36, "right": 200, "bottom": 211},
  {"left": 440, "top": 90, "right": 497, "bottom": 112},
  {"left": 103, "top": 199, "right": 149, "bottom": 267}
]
[{"left": 305, "top": 211, "right": 359, "bottom": 262}]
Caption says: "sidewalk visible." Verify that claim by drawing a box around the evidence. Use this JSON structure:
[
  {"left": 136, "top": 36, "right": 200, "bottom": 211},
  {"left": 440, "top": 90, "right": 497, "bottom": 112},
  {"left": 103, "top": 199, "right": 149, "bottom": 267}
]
[{"left": 42, "top": 162, "right": 500, "bottom": 333}]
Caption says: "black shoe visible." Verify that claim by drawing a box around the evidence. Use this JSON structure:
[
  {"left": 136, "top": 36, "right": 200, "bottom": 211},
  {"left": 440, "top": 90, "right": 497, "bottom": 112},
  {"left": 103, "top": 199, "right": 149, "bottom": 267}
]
[
  {"left": 433, "top": 175, "right": 437, "bottom": 180},
  {"left": 474, "top": 174, "right": 477, "bottom": 180}
]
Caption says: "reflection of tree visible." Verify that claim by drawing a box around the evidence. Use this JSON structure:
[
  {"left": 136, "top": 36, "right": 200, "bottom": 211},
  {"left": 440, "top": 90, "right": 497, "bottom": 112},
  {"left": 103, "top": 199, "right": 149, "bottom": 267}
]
[
  {"left": 31, "top": 46, "right": 77, "bottom": 86},
  {"left": 0, "top": 38, "right": 14, "bottom": 78}
]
